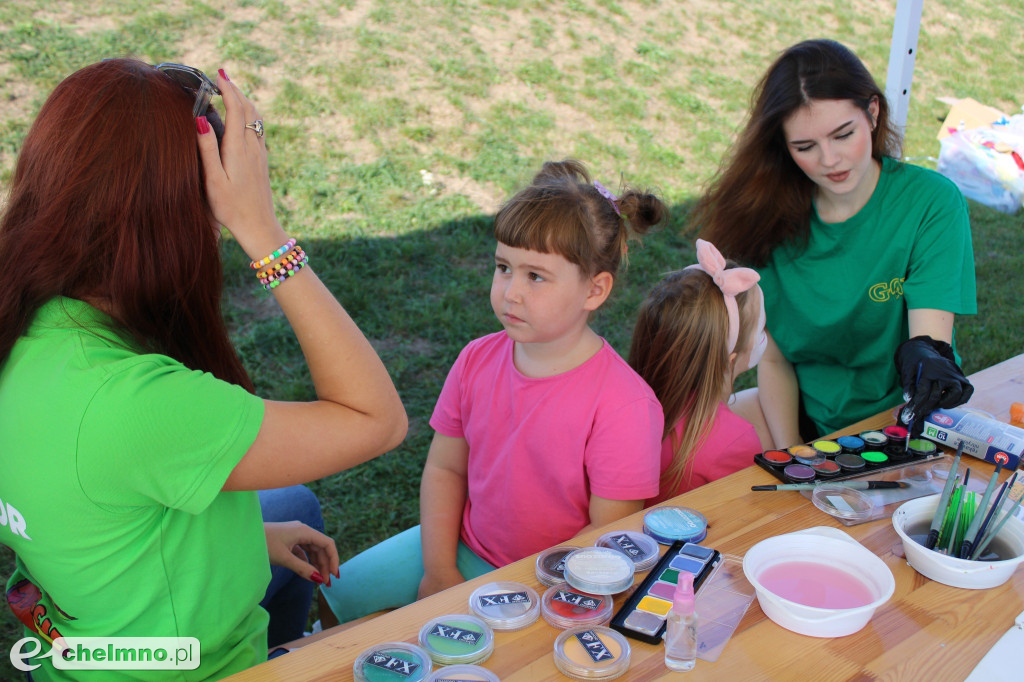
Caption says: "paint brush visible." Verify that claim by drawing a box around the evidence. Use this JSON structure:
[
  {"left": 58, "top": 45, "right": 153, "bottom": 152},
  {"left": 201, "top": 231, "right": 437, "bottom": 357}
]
[
  {"left": 967, "top": 476, "right": 1012, "bottom": 560},
  {"left": 751, "top": 481, "right": 910, "bottom": 491},
  {"left": 970, "top": 471, "right": 1019, "bottom": 560},
  {"left": 925, "top": 442, "right": 964, "bottom": 550},
  {"left": 945, "top": 468, "right": 970, "bottom": 554},
  {"left": 900, "top": 361, "right": 923, "bottom": 441},
  {"left": 972, "top": 490, "right": 1024, "bottom": 560},
  {"left": 937, "top": 478, "right": 961, "bottom": 552},
  {"left": 906, "top": 363, "right": 920, "bottom": 452},
  {"left": 959, "top": 461, "right": 1003, "bottom": 559}
]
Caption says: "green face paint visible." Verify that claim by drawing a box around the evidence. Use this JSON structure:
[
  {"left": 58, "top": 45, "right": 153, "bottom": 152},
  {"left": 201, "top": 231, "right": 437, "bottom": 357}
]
[
  {"left": 418, "top": 614, "right": 494, "bottom": 666},
  {"left": 907, "top": 439, "right": 936, "bottom": 453},
  {"left": 861, "top": 450, "right": 889, "bottom": 464}
]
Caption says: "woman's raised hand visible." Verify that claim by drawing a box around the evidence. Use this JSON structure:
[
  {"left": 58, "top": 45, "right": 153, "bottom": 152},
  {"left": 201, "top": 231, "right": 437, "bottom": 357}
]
[{"left": 195, "top": 69, "right": 287, "bottom": 259}]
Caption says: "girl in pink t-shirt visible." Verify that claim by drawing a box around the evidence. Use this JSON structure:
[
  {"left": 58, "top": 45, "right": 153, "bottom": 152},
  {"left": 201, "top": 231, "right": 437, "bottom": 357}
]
[
  {"left": 320, "top": 160, "right": 667, "bottom": 624},
  {"left": 630, "top": 239, "right": 773, "bottom": 504}
]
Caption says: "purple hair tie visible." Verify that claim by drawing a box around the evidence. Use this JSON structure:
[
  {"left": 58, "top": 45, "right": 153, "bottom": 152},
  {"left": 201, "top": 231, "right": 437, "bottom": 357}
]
[{"left": 593, "top": 180, "right": 621, "bottom": 217}]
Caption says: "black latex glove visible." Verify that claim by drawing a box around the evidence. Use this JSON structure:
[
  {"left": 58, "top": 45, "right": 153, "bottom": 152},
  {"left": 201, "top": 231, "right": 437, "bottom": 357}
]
[{"left": 894, "top": 336, "right": 974, "bottom": 435}]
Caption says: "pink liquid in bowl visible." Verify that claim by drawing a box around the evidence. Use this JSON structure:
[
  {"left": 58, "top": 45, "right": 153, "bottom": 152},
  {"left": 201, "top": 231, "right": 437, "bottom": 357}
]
[{"left": 757, "top": 561, "right": 876, "bottom": 609}]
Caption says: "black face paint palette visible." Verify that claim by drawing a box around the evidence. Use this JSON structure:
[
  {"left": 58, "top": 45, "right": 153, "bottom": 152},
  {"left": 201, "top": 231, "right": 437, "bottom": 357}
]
[
  {"left": 609, "top": 540, "right": 720, "bottom": 644},
  {"left": 754, "top": 430, "right": 942, "bottom": 486}
]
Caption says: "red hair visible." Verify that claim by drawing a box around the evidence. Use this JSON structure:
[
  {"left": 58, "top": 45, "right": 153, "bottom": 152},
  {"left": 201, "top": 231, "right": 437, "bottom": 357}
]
[{"left": 0, "top": 59, "right": 252, "bottom": 389}]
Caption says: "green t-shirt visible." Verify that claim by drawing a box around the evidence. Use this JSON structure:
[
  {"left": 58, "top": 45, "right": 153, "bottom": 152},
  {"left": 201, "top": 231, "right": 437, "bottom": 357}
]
[
  {"left": 0, "top": 298, "right": 269, "bottom": 680},
  {"left": 758, "top": 158, "right": 977, "bottom": 435}
]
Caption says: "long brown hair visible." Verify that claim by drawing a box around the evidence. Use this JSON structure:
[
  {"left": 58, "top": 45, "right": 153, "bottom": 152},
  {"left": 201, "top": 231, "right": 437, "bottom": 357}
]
[
  {"left": 494, "top": 159, "right": 666, "bottom": 278},
  {"left": 693, "top": 39, "right": 900, "bottom": 267},
  {"left": 629, "top": 267, "right": 757, "bottom": 494},
  {"left": 0, "top": 59, "right": 252, "bottom": 389}
]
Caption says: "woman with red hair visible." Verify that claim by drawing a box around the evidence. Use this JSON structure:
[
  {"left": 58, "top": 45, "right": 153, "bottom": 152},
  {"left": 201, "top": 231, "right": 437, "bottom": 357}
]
[{"left": 0, "top": 59, "right": 407, "bottom": 679}]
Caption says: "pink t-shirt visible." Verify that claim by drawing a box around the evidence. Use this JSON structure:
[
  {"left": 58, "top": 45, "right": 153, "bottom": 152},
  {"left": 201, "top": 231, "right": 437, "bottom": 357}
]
[
  {"left": 430, "top": 331, "right": 663, "bottom": 567},
  {"left": 648, "top": 402, "right": 761, "bottom": 506}
]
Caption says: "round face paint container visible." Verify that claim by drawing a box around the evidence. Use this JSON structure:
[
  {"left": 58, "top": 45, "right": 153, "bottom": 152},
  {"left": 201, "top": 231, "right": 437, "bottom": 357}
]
[
  {"left": 811, "top": 485, "right": 876, "bottom": 523},
  {"left": 862, "top": 450, "right": 889, "bottom": 465},
  {"left": 836, "top": 435, "right": 866, "bottom": 454},
  {"left": 859, "top": 430, "right": 888, "bottom": 448},
  {"left": 424, "top": 665, "right": 500, "bottom": 682},
  {"left": 595, "top": 530, "right": 660, "bottom": 572},
  {"left": 642, "top": 506, "right": 708, "bottom": 545},
  {"left": 421, "top": 663, "right": 497, "bottom": 679},
  {"left": 553, "top": 625, "right": 631, "bottom": 680},
  {"left": 882, "top": 425, "right": 908, "bottom": 444},
  {"left": 563, "top": 547, "right": 636, "bottom": 595},
  {"left": 835, "top": 454, "right": 866, "bottom": 472},
  {"left": 762, "top": 449, "right": 793, "bottom": 466},
  {"left": 907, "top": 438, "right": 937, "bottom": 457},
  {"left": 353, "top": 642, "right": 432, "bottom": 682},
  {"left": 884, "top": 443, "right": 911, "bottom": 460},
  {"left": 812, "top": 439, "right": 841, "bottom": 458},
  {"left": 536, "top": 545, "right": 582, "bottom": 587},
  {"left": 783, "top": 463, "right": 815, "bottom": 483},
  {"left": 811, "top": 458, "right": 841, "bottom": 478},
  {"left": 417, "top": 613, "right": 494, "bottom": 666},
  {"left": 541, "top": 583, "right": 614, "bottom": 629},
  {"left": 468, "top": 581, "right": 540, "bottom": 631},
  {"left": 788, "top": 444, "right": 815, "bottom": 457},
  {"left": 788, "top": 444, "right": 824, "bottom": 465}
]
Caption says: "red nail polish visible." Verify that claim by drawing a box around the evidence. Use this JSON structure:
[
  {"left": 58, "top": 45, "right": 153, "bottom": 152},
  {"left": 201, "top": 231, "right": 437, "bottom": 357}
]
[
  {"left": 195, "top": 116, "right": 210, "bottom": 135},
  {"left": 310, "top": 571, "right": 324, "bottom": 585},
  {"left": 218, "top": 68, "right": 229, "bottom": 81},
  {"left": 325, "top": 576, "right": 332, "bottom": 588}
]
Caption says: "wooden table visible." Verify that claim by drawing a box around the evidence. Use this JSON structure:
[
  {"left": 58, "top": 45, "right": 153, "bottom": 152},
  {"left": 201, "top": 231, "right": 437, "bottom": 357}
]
[{"left": 230, "top": 355, "right": 1024, "bottom": 681}]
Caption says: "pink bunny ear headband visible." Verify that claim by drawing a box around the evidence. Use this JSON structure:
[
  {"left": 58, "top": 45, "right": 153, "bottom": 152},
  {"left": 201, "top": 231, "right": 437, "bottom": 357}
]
[{"left": 684, "top": 239, "right": 761, "bottom": 353}]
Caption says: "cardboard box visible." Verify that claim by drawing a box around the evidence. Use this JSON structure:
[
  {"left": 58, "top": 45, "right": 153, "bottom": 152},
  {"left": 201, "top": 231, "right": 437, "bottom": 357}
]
[
  {"left": 922, "top": 408, "right": 1024, "bottom": 469},
  {"left": 936, "top": 97, "right": 1009, "bottom": 140}
]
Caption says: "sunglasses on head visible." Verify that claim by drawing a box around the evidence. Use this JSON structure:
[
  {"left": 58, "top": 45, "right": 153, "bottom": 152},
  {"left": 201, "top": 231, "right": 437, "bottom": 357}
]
[{"left": 154, "top": 63, "right": 220, "bottom": 117}]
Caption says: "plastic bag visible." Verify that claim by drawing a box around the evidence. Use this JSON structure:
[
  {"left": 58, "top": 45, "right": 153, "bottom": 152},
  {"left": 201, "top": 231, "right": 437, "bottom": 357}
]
[{"left": 937, "top": 114, "right": 1024, "bottom": 214}]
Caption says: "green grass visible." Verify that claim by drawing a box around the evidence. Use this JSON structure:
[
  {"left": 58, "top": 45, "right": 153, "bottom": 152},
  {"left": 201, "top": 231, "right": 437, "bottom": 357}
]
[{"left": 1, "top": 0, "right": 1022, "bottom": 675}]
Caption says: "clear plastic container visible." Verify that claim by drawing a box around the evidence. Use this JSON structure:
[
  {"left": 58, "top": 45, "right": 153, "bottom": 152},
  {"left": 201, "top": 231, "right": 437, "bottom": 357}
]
[
  {"left": 811, "top": 485, "right": 877, "bottom": 524},
  {"left": 417, "top": 613, "right": 494, "bottom": 666},
  {"left": 353, "top": 641, "right": 433, "bottom": 681},
  {"left": 563, "top": 547, "right": 635, "bottom": 595},
  {"left": 541, "top": 582, "right": 614, "bottom": 629},
  {"left": 595, "top": 530, "right": 660, "bottom": 572},
  {"left": 643, "top": 506, "right": 708, "bottom": 545},
  {"left": 553, "top": 625, "right": 631, "bottom": 680},
  {"left": 468, "top": 581, "right": 540, "bottom": 631},
  {"left": 536, "top": 544, "right": 581, "bottom": 587}
]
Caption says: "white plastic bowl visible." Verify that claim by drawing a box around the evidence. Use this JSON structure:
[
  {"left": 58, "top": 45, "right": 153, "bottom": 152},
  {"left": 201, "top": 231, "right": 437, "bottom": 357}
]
[
  {"left": 742, "top": 526, "right": 895, "bottom": 637},
  {"left": 892, "top": 494, "right": 1024, "bottom": 589}
]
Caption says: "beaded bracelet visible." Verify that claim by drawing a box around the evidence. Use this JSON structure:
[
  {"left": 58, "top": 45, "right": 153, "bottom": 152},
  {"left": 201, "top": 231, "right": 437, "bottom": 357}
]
[
  {"left": 263, "top": 255, "right": 309, "bottom": 290},
  {"left": 250, "top": 238, "right": 297, "bottom": 270},
  {"left": 259, "top": 261, "right": 306, "bottom": 287},
  {"left": 257, "top": 246, "right": 306, "bottom": 281}
]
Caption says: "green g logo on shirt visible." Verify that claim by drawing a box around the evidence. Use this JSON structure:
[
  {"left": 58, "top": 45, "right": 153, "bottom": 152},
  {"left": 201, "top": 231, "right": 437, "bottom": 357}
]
[{"left": 868, "top": 277, "right": 905, "bottom": 302}]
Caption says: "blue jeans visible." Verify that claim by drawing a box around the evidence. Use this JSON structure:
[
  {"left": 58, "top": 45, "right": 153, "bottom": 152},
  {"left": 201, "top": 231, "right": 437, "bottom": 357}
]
[
  {"left": 258, "top": 485, "right": 324, "bottom": 647},
  {"left": 319, "top": 524, "right": 496, "bottom": 623}
]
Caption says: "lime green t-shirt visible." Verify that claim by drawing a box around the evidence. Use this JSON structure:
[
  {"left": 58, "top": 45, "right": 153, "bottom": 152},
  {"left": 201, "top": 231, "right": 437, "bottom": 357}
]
[
  {"left": 0, "top": 298, "right": 269, "bottom": 680},
  {"left": 758, "top": 158, "right": 977, "bottom": 436}
]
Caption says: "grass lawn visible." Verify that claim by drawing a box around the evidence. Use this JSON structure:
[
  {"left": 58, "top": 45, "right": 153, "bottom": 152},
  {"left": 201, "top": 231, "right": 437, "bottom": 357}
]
[{"left": 1, "top": 0, "right": 1022, "bottom": 675}]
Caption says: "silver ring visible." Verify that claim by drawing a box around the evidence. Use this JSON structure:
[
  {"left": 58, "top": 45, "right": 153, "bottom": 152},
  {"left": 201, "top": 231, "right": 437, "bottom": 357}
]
[{"left": 245, "top": 120, "right": 264, "bottom": 138}]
